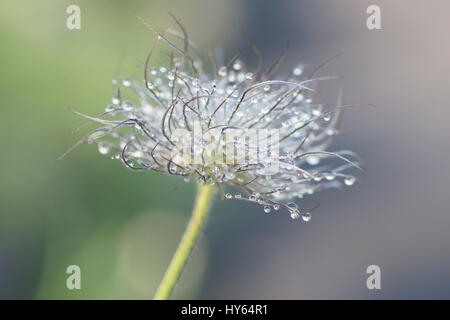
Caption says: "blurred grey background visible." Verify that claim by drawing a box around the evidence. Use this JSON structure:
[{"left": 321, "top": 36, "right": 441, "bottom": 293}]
[{"left": 1, "top": 0, "right": 450, "bottom": 299}]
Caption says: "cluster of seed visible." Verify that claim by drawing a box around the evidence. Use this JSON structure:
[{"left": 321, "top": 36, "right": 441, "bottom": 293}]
[{"left": 78, "top": 27, "right": 361, "bottom": 221}]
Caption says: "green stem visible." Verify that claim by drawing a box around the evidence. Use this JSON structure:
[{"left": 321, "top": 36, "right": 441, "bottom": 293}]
[{"left": 153, "top": 183, "right": 215, "bottom": 300}]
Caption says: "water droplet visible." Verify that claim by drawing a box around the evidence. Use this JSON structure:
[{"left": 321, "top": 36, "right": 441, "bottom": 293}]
[
  {"left": 228, "top": 71, "right": 236, "bottom": 82},
  {"left": 273, "top": 204, "right": 280, "bottom": 211},
  {"left": 104, "top": 105, "right": 115, "bottom": 112},
  {"left": 233, "top": 60, "right": 242, "bottom": 71},
  {"left": 218, "top": 66, "right": 227, "bottom": 77},
  {"left": 302, "top": 212, "right": 311, "bottom": 222},
  {"left": 122, "top": 100, "right": 133, "bottom": 111},
  {"left": 98, "top": 143, "right": 110, "bottom": 155},
  {"left": 312, "top": 107, "right": 322, "bottom": 117},
  {"left": 344, "top": 177, "right": 356, "bottom": 186},
  {"left": 225, "top": 193, "right": 232, "bottom": 199},
  {"left": 287, "top": 202, "right": 298, "bottom": 210},
  {"left": 112, "top": 97, "right": 120, "bottom": 105},
  {"left": 290, "top": 209, "right": 301, "bottom": 220},
  {"left": 235, "top": 193, "right": 242, "bottom": 198},
  {"left": 245, "top": 72, "right": 253, "bottom": 80},
  {"left": 122, "top": 78, "right": 132, "bottom": 87},
  {"left": 325, "top": 173, "right": 335, "bottom": 181},
  {"left": 292, "top": 65, "right": 304, "bottom": 76},
  {"left": 224, "top": 171, "right": 236, "bottom": 180},
  {"left": 263, "top": 206, "right": 272, "bottom": 214},
  {"left": 306, "top": 156, "right": 320, "bottom": 166},
  {"left": 263, "top": 85, "right": 271, "bottom": 92},
  {"left": 237, "top": 72, "right": 246, "bottom": 82}
]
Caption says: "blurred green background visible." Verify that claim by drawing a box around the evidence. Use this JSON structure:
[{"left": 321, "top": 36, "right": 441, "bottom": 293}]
[
  {"left": 2, "top": 0, "right": 450, "bottom": 299},
  {"left": 0, "top": 0, "right": 216, "bottom": 299}
]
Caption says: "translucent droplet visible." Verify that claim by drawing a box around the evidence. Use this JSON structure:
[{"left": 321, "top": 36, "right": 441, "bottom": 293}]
[
  {"left": 122, "top": 100, "right": 133, "bottom": 111},
  {"left": 112, "top": 97, "right": 120, "bottom": 105},
  {"left": 225, "top": 193, "right": 232, "bottom": 199},
  {"left": 98, "top": 143, "right": 110, "bottom": 155},
  {"left": 290, "top": 209, "right": 301, "bottom": 220},
  {"left": 306, "top": 156, "right": 320, "bottom": 166},
  {"left": 104, "top": 105, "right": 115, "bottom": 112},
  {"left": 159, "top": 66, "right": 167, "bottom": 73},
  {"left": 263, "top": 85, "right": 271, "bottom": 92},
  {"left": 228, "top": 71, "right": 236, "bottom": 82},
  {"left": 218, "top": 66, "right": 227, "bottom": 77},
  {"left": 235, "top": 193, "right": 242, "bottom": 198},
  {"left": 233, "top": 60, "right": 242, "bottom": 71},
  {"left": 292, "top": 65, "right": 304, "bottom": 76},
  {"left": 323, "top": 114, "right": 331, "bottom": 122},
  {"left": 224, "top": 171, "right": 236, "bottom": 180},
  {"left": 344, "top": 177, "right": 356, "bottom": 186},
  {"left": 312, "top": 107, "right": 322, "bottom": 117},
  {"left": 263, "top": 206, "right": 271, "bottom": 214},
  {"left": 287, "top": 202, "right": 298, "bottom": 210},
  {"left": 122, "top": 78, "right": 132, "bottom": 87},
  {"left": 325, "top": 174, "right": 335, "bottom": 181},
  {"left": 273, "top": 204, "right": 280, "bottom": 211},
  {"left": 302, "top": 212, "right": 311, "bottom": 222},
  {"left": 245, "top": 72, "right": 253, "bottom": 80}
]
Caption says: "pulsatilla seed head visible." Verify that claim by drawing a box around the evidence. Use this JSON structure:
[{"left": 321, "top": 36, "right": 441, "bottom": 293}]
[{"left": 70, "top": 21, "right": 364, "bottom": 220}]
